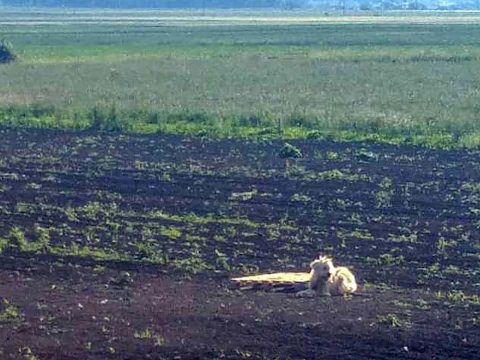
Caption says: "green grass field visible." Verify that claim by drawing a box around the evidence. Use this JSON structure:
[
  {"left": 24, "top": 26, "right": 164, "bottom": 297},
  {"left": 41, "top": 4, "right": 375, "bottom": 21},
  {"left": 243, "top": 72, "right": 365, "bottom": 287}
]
[{"left": 2, "top": 9, "right": 480, "bottom": 147}]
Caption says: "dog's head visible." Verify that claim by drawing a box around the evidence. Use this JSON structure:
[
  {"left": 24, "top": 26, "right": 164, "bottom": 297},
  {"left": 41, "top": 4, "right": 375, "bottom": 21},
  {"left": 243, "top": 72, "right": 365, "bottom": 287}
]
[{"left": 310, "top": 255, "right": 334, "bottom": 279}]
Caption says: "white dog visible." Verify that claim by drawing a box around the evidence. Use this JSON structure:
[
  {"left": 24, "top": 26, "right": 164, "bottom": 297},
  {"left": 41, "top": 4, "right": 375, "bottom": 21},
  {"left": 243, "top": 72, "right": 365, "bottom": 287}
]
[{"left": 296, "top": 255, "right": 357, "bottom": 297}]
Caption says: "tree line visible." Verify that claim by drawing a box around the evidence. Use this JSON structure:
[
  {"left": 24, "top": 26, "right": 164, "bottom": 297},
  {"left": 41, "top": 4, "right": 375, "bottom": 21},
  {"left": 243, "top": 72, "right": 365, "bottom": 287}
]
[{"left": 1, "top": 0, "right": 286, "bottom": 8}]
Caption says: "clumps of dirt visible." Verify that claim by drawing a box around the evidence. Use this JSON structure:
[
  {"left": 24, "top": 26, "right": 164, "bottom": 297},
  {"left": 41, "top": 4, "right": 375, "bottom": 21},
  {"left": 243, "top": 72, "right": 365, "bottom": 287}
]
[{"left": 0, "top": 40, "right": 17, "bottom": 64}]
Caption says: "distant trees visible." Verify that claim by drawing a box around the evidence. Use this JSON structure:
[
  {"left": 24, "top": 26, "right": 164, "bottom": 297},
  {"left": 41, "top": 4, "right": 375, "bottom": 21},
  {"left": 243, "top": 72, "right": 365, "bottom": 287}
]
[{"left": 0, "top": 0, "right": 280, "bottom": 8}]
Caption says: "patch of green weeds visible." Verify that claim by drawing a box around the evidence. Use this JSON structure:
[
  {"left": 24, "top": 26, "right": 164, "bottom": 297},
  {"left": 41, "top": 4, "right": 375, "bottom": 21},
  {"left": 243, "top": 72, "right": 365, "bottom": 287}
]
[
  {"left": 375, "top": 177, "right": 395, "bottom": 208},
  {"left": 134, "top": 328, "right": 166, "bottom": 346},
  {"left": 0, "top": 299, "right": 23, "bottom": 323},
  {"left": 376, "top": 253, "right": 405, "bottom": 266},
  {"left": 377, "top": 313, "right": 408, "bottom": 328}
]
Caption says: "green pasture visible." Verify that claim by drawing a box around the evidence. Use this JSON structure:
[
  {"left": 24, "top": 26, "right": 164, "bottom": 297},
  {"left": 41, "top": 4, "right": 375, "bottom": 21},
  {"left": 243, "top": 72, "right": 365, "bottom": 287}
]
[{"left": 2, "top": 10, "right": 480, "bottom": 147}]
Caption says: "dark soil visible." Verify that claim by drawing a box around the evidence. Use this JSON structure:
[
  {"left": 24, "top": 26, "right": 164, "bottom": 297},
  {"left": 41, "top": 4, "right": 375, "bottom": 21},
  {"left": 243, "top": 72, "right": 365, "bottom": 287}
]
[
  {"left": 0, "top": 265, "right": 478, "bottom": 360},
  {"left": 0, "top": 127, "right": 479, "bottom": 359}
]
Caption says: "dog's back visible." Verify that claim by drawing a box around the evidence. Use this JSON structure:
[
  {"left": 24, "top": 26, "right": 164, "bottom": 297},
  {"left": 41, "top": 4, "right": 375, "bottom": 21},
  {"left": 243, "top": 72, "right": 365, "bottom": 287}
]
[{"left": 329, "top": 266, "right": 357, "bottom": 295}]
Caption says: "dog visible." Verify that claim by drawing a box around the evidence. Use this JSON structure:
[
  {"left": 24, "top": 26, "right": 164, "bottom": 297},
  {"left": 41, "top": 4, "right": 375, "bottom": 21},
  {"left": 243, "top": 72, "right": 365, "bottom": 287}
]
[{"left": 296, "top": 255, "right": 357, "bottom": 297}]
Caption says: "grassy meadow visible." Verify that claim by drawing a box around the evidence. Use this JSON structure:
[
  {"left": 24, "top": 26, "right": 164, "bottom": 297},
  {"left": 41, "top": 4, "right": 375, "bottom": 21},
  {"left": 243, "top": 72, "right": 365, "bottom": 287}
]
[{"left": 2, "top": 9, "right": 480, "bottom": 147}]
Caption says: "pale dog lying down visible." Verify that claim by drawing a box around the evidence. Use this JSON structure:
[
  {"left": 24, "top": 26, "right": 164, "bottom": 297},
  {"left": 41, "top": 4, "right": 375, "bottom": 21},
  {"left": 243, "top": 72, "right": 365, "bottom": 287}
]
[{"left": 296, "top": 255, "right": 357, "bottom": 297}]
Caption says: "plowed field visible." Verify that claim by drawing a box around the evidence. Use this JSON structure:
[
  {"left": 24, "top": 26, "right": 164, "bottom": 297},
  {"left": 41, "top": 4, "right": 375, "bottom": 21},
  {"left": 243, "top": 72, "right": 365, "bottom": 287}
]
[{"left": 0, "top": 128, "right": 478, "bottom": 359}]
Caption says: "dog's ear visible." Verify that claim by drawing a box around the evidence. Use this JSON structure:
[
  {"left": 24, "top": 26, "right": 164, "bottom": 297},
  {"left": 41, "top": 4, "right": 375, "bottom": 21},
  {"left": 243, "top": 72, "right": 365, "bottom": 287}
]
[{"left": 318, "top": 254, "right": 331, "bottom": 262}]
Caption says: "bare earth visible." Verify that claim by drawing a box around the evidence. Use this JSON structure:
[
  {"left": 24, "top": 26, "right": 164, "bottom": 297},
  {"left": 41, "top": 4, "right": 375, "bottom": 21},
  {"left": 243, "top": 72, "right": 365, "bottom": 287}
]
[
  {"left": 0, "top": 128, "right": 479, "bottom": 359},
  {"left": 0, "top": 263, "right": 478, "bottom": 360}
]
